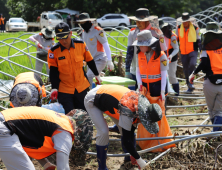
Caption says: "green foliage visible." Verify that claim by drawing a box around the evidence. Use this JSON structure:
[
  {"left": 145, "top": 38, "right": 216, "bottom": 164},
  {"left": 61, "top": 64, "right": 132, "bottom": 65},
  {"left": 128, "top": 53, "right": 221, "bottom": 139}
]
[
  {"left": 0, "top": 0, "right": 10, "bottom": 20},
  {"left": 5, "top": 0, "right": 222, "bottom": 22}
]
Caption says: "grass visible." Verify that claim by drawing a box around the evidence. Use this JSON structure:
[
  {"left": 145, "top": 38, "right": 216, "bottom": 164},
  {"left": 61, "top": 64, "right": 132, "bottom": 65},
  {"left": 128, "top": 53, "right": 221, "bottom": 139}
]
[{"left": 0, "top": 29, "right": 129, "bottom": 80}]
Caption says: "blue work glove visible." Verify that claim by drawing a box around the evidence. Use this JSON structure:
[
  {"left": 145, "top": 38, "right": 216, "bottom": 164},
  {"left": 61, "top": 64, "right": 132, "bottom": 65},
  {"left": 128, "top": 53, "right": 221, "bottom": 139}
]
[{"left": 125, "top": 72, "right": 132, "bottom": 79}]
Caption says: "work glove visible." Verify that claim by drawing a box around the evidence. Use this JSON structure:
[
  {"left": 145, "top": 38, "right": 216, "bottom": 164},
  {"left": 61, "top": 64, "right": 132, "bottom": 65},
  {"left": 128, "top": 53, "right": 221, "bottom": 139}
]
[
  {"left": 43, "top": 162, "right": 56, "bottom": 170},
  {"left": 95, "top": 75, "right": 102, "bottom": 85},
  {"left": 130, "top": 156, "right": 147, "bottom": 169},
  {"left": 107, "top": 60, "right": 114, "bottom": 71},
  {"left": 189, "top": 72, "right": 196, "bottom": 84},
  {"left": 125, "top": 72, "right": 132, "bottom": 79},
  {"left": 168, "top": 55, "right": 173, "bottom": 62},
  {"left": 35, "top": 41, "right": 43, "bottom": 49},
  {"left": 138, "top": 84, "right": 143, "bottom": 92},
  {"left": 50, "top": 89, "right": 58, "bottom": 100},
  {"left": 160, "top": 90, "right": 165, "bottom": 101}
]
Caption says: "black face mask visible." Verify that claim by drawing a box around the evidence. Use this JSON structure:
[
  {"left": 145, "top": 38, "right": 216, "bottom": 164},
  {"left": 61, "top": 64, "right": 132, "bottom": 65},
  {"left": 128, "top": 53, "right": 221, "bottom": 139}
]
[
  {"left": 43, "top": 34, "right": 52, "bottom": 40},
  {"left": 80, "top": 21, "right": 92, "bottom": 33},
  {"left": 161, "top": 25, "right": 172, "bottom": 39}
]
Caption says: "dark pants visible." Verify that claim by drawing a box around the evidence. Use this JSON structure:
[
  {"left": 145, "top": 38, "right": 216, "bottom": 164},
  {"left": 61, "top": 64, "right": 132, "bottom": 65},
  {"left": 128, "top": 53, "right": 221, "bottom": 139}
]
[
  {"left": 211, "top": 116, "right": 222, "bottom": 131},
  {"left": 1, "top": 25, "right": 4, "bottom": 33},
  {"left": 131, "top": 74, "right": 138, "bottom": 90},
  {"left": 58, "top": 88, "right": 88, "bottom": 114},
  {"left": 181, "top": 51, "right": 198, "bottom": 80}
]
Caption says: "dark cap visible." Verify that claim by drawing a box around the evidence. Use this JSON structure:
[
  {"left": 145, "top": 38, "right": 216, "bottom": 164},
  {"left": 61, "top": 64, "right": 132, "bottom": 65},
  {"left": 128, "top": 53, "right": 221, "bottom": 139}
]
[
  {"left": 76, "top": 13, "right": 96, "bottom": 23},
  {"left": 128, "top": 8, "right": 157, "bottom": 21},
  {"left": 55, "top": 22, "right": 70, "bottom": 40}
]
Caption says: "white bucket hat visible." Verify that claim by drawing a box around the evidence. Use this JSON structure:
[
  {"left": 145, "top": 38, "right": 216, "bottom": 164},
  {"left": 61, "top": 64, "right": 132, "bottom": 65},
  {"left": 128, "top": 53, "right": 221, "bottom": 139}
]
[{"left": 132, "top": 30, "right": 158, "bottom": 46}]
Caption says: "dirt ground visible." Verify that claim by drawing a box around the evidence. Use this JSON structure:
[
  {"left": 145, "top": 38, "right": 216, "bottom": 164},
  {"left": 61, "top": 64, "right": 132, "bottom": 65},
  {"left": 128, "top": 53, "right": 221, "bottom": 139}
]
[{"left": 1, "top": 73, "right": 222, "bottom": 169}]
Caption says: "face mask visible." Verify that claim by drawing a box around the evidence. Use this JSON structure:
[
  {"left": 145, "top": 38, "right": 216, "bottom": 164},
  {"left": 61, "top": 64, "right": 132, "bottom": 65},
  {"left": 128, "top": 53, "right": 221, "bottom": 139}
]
[
  {"left": 43, "top": 34, "right": 52, "bottom": 40},
  {"left": 80, "top": 21, "right": 92, "bottom": 33}
]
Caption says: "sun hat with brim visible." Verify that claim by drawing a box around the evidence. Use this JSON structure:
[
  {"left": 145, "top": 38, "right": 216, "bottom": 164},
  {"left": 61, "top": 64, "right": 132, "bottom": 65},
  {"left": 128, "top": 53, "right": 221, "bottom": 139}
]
[
  {"left": 75, "top": 13, "right": 96, "bottom": 23},
  {"left": 10, "top": 84, "right": 39, "bottom": 107},
  {"left": 118, "top": 91, "right": 162, "bottom": 134},
  {"left": 202, "top": 22, "right": 222, "bottom": 35},
  {"left": 158, "top": 19, "right": 168, "bottom": 29},
  {"left": 71, "top": 109, "right": 93, "bottom": 157},
  {"left": 132, "top": 30, "right": 158, "bottom": 46},
  {"left": 41, "top": 26, "right": 55, "bottom": 39},
  {"left": 138, "top": 95, "right": 162, "bottom": 134},
  {"left": 177, "top": 12, "right": 195, "bottom": 23},
  {"left": 55, "top": 22, "right": 70, "bottom": 40},
  {"left": 201, "top": 22, "right": 222, "bottom": 51},
  {"left": 128, "top": 8, "right": 158, "bottom": 21}
]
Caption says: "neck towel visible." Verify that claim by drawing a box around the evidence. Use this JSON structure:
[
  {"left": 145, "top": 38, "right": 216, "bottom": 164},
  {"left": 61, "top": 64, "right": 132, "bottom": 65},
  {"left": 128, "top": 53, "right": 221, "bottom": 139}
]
[{"left": 180, "top": 23, "right": 196, "bottom": 42}]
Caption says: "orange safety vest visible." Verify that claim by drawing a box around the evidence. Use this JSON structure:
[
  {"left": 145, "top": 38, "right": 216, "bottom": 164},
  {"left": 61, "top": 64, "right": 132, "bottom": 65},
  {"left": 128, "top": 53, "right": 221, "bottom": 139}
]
[
  {"left": 1, "top": 106, "right": 74, "bottom": 159},
  {"left": 206, "top": 49, "right": 222, "bottom": 75},
  {"left": 94, "top": 85, "right": 130, "bottom": 120},
  {"left": 178, "top": 25, "right": 198, "bottom": 55},
  {"left": 0, "top": 17, "right": 4, "bottom": 25},
  {"left": 138, "top": 51, "right": 167, "bottom": 97},
  {"left": 10, "top": 72, "right": 46, "bottom": 107},
  {"left": 166, "top": 32, "right": 178, "bottom": 63}
]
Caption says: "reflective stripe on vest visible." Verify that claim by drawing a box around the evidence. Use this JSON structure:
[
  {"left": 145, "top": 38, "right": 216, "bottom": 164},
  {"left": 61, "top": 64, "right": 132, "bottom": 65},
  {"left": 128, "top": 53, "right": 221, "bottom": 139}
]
[
  {"left": 13, "top": 72, "right": 46, "bottom": 98},
  {"left": 178, "top": 26, "right": 197, "bottom": 55},
  {"left": 138, "top": 51, "right": 164, "bottom": 86},
  {"left": 206, "top": 49, "right": 222, "bottom": 75}
]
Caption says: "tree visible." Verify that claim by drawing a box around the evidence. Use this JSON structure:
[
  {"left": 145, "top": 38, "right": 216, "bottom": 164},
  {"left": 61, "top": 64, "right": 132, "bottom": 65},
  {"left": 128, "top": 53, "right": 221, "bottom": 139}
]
[{"left": 0, "top": 0, "right": 10, "bottom": 21}]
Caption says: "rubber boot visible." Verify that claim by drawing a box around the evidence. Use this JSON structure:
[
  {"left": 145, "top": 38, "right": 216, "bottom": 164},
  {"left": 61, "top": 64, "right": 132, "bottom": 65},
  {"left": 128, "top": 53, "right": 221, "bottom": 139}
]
[
  {"left": 121, "top": 134, "right": 136, "bottom": 163},
  {"left": 108, "top": 124, "right": 120, "bottom": 134},
  {"left": 172, "top": 83, "right": 180, "bottom": 96},
  {"left": 96, "top": 144, "right": 109, "bottom": 170}
]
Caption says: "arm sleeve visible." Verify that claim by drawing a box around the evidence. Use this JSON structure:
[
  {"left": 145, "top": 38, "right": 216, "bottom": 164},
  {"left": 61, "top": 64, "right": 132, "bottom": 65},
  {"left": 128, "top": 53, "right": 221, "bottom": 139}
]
[
  {"left": 161, "top": 70, "right": 167, "bottom": 92},
  {"left": 170, "top": 36, "right": 179, "bottom": 57},
  {"left": 136, "top": 67, "right": 142, "bottom": 85},
  {"left": 102, "top": 42, "right": 112, "bottom": 61},
  {"left": 83, "top": 42, "right": 94, "bottom": 62},
  {"left": 125, "top": 46, "right": 134, "bottom": 72},
  {"left": 122, "top": 127, "right": 140, "bottom": 159},
  {"left": 87, "top": 60, "right": 99, "bottom": 76},
  {"left": 196, "top": 27, "right": 201, "bottom": 40},
  {"left": 96, "top": 30, "right": 107, "bottom": 44},
  {"left": 176, "top": 27, "right": 179, "bottom": 37},
  {"left": 194, "top": 51, "right": 207, "bottom": 74},
  {"left": 56, "top": 152, "right": 70, "bottom": 170},
  {"left": 160, "top": 54, "right": 169, "bottom": 71},
  {"left": 29, "top": 35, "right": 37, "bottom": 42},
  {"left": 49, "top": 66, "right": 60, "bottom": 89},
  {"left": 159, "top": 35, "right": 167, "bottom": 51},
  {"left": 125, "top": 31, "right": 134, "bottom": 72}
]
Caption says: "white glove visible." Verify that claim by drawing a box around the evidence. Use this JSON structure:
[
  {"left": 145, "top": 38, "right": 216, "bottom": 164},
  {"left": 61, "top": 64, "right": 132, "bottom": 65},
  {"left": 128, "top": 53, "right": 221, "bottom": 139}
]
[
  {"left": 107, "top": 60, "right": 114, "bottom": 71},
  {"left": 168, "top": 55, "right": 173, "bottom": 61},
  {"left": 160, "top": 90, "right": 165, "bottom": 101},
  {"left": 189, "top": 72, "right": 195, "bottom": 84},
  {"left": 136, "top": 157, "right": 147, "bottom": 169},
  {"left": 95, "top": 75, "right": 102, "bottom": 85},
  {"left": 131, "top": 156, "right": 147, "bottom": 169}
]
